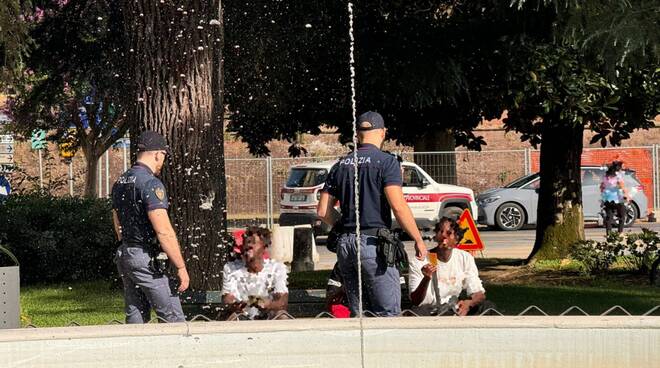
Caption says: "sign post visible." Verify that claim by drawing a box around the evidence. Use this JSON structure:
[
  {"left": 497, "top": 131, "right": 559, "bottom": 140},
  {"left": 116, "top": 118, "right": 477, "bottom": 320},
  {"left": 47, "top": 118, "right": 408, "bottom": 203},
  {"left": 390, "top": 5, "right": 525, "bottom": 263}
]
[
  {"left": 105, "top": 150, "right": 110, "bottom": 198},
  {"left": 38, "top": 150, "right": 43, "bottom": 189},
  {"left": 68, "top": 159, "right": 74, "bottom": 196},
  {"left": 98, "top": 158, "right": 102, "bottom": 198},
  {"left": 58, "top": 128, "right": 78, "bottom": 196},
  {"left": 30, "top": 130, "right": 47, "bottom": 189}
]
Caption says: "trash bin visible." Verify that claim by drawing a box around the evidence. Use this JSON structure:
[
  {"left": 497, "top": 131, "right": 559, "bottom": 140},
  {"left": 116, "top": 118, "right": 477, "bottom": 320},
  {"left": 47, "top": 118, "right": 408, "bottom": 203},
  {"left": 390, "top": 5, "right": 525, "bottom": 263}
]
[{"left": 0, "top": 244, "right": 19, "bottom": 329}]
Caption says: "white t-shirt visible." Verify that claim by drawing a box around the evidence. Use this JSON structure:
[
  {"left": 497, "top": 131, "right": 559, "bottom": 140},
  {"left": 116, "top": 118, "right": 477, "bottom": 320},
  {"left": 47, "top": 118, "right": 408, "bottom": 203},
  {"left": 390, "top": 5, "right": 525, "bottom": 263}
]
[
  {"left": 408, "top": 249, "right": 485, "bottom": 315},
  {"left": 222, "top": 259, "right": 288, "bottom": 318}
]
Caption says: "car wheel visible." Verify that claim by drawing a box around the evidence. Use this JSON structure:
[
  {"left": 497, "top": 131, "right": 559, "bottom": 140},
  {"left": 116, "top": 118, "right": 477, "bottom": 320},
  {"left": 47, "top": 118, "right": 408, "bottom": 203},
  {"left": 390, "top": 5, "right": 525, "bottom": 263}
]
[
  {"left": 495, "top": 203, "right": 526, "bottom": 231},
  {"left": 441, "top": 206, "right": 464, "bottom": 220},
  {"left": 623, "top": 202, "right": 639, "bottom": 227}
]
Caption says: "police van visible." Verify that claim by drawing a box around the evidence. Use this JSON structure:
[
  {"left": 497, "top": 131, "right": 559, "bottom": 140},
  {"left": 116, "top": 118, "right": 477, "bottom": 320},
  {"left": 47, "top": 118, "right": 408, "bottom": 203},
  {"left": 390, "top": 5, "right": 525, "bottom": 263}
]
[{"left": 278, "top": 160, "right": 478, "bottom": 234}]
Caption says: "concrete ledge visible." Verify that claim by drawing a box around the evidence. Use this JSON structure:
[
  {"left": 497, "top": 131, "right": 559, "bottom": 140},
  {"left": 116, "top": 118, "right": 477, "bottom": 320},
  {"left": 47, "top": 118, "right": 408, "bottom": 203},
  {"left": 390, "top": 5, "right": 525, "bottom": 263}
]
[{"left": 1, "top": 317, "right": 659, "bottom": 367}]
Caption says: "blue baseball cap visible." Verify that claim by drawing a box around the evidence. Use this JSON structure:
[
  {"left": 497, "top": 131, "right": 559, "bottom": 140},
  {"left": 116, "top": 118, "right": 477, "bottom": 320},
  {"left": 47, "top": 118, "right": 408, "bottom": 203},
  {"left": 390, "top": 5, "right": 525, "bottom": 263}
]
[
  {"left": 357, "top": 111, "right": 385, "bottom": 131},
  {"left": 137, "top": 130, "right": 171, "bottom": 154}
]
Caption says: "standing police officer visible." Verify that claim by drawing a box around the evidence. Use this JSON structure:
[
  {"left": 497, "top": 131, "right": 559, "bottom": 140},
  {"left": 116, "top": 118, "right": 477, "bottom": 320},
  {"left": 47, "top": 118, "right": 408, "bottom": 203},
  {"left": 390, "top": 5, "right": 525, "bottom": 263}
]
[
  {"left": 317, "top": 111, "right": 427, "bottom": 317},
  {"left": 111, "top": 131, "right": 189, "bottom": 323}
]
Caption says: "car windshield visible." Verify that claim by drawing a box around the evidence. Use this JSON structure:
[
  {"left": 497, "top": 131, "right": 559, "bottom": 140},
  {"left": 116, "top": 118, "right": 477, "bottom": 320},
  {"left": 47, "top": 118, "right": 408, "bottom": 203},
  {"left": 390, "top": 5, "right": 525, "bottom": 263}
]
[
  {"left": 286, "top": 168, "right": 328, "bottom": 187},
  {"left": 504, "top": 173, "right": 539, "bottom": 188}
]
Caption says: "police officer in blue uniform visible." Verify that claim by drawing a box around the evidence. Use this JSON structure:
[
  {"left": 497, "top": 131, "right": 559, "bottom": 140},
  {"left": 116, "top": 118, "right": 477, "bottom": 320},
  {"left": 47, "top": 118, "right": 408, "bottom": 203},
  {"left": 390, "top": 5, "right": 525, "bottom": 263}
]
[
  {"left": 111, "top": 131, "right": 189, "bottom": 323},
  {"left": 317, "top": 112, "right": 427, "bottom": 316}
]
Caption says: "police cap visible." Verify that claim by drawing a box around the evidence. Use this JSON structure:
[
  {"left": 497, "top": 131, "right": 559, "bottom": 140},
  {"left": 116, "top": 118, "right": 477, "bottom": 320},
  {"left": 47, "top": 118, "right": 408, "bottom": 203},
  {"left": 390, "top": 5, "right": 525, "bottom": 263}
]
[
  {"left": 137, "top": 130, "right": 170, "bottom": 153},
  {"left": 357, "top": 111, "right": 385, "bottom": 131}
]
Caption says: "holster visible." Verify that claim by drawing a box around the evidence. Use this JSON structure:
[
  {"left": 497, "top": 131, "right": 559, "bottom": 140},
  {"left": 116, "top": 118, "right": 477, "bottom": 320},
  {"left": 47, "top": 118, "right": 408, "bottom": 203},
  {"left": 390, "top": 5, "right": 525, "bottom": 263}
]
[
  {"left": 375, "top": 229, "right": 409, "bottom": 270},
  {"left": 146, "top": 238, "right": 168, "bottom": 275}
]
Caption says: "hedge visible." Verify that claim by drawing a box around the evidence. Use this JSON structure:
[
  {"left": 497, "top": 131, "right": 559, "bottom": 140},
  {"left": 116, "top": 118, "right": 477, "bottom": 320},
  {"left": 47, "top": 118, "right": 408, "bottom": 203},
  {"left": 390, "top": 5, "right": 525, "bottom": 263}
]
[{"left": 0, "top": 194, "right": 117, "bottom": 285}]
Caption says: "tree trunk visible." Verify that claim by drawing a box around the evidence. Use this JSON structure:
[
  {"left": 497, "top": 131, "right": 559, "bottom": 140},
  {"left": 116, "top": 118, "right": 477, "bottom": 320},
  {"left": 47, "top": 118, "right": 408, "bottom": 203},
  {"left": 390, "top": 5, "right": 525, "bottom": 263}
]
[
  {"left": 413, "top": 129, "right": 457, "bottom": 185},
  {"left": 123, "top": 0, "right": 228, "bottom": 290},
  {"left": 527, "top": 122, "right": 585, "bottom": 262},
  {"left": 81, "top": 144, "right": 99, "bottom": 198}
]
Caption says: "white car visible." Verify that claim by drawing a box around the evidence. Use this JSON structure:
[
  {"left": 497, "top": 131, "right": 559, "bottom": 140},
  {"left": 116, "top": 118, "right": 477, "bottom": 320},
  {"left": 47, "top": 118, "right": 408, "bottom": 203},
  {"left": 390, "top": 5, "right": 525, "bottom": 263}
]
[{"left": 279, "top": 160, "right": 478, "bottom": 234}]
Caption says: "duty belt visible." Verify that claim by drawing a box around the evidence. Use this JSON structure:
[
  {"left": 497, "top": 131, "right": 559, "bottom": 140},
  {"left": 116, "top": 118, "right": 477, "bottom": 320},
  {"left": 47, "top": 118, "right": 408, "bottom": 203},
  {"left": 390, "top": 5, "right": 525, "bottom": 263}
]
[
  {"left": 343, "top": 227, "right": 386, "bottom": 237},
  {"left": 120, "top": 241, "right": 159, "bottom": 251}
]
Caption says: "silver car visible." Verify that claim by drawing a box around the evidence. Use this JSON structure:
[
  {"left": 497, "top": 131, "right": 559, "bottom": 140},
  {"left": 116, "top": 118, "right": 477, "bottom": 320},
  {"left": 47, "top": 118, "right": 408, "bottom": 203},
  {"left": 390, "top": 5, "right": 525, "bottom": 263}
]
[{"left": 477, "top": 166, "right": 649, "bottom": 231}]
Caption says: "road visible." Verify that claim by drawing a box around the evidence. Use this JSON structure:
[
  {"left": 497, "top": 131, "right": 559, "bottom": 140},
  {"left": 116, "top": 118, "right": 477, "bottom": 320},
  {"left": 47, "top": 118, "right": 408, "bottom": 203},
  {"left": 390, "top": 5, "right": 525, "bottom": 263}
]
[{"left": 312, "top": 222, "right": 660, "bottom": 270}]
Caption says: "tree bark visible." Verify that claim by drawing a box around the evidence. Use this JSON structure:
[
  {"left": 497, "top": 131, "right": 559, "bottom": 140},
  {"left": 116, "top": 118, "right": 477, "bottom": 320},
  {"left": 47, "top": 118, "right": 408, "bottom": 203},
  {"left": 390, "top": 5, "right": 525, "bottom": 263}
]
[
  {"left": 81, "top": 144, "right": 99, "bottom": 198},
  {"left": 527, "top": 121, "right": 585, "bottom": 262},
  {"left": 123, "top": 0, "right": 228, "bottom": 290},
  {"left": 413, "top": 129, "right": 457, "bottom": 185}
]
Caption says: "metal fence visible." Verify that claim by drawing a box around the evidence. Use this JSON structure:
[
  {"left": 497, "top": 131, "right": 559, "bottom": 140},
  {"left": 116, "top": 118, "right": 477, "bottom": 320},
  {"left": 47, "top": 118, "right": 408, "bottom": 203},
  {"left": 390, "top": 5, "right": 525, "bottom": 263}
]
[
  {"left": 4, "top": 142, "right": 660, "bottom": 228},
  {"left": 17, "top": 304, "right": 660, "bottom": 328}
]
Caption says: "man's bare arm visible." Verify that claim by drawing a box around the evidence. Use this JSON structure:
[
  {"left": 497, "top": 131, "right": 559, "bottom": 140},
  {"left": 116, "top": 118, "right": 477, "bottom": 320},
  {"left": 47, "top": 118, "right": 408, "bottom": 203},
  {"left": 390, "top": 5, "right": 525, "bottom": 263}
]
[
  {"left": 457, "top": 291, "right": 486, "bottom": 316},
  {"left": 384, "top": 185, "right": 427, "bottom": 259},
  {"left": 263, "top": 292, "right": 288, "bottom": 312},
  {"left": 148, "top": 209, "right": 185, "bottom": 268},
  {"left": 147, "top": 208, "right": 189, "bottom": 291},
  {"left": 112, "top": 210, "right": 122, "bottom": 241},
  {"left": 317, "top": 192, "right": 339, "bottom": 226}
]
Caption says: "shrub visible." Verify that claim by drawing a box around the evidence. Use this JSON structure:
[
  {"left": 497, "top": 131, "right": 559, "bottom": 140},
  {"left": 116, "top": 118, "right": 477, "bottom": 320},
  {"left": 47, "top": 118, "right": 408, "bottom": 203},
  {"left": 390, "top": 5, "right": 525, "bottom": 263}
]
[
  {"left": 617, "top": 229, "right": 660, "bottom": 273},
  {"left": 570, "top": 229, "right": 660, "bottom": 275},
  {"left": 570, "top": 240, "right": 617, "bottom": 275},
  {"left": 0, "top": 194, "right": 116, "bottom": 285}
]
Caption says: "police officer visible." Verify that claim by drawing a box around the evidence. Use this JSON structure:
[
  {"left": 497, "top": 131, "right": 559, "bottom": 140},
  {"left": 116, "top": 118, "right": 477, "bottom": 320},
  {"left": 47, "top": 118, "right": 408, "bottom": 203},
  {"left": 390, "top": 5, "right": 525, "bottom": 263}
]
[
  {"left": 111, "top": 130, "right": 189, "bottom": 323},
  {"left": 317, "top": 111, "right": 427, "bottom": 317}
]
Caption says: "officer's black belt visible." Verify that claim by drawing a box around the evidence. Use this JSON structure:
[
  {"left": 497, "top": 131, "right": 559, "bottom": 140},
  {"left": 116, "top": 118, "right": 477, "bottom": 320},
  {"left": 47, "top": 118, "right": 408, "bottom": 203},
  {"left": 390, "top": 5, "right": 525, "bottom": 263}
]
[
  {"left": 120, "top": 242, "right": 158, "bottom": 250},
  {"left": 343, "top": 228, "right": 386, "bottom": 237}
]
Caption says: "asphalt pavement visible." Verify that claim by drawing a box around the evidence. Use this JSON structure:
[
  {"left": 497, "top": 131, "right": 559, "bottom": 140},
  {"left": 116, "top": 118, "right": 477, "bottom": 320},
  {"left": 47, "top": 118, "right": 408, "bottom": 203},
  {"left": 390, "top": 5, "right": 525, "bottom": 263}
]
[{"left": 312, "top": 221, "right": 660, "bottom": 270}]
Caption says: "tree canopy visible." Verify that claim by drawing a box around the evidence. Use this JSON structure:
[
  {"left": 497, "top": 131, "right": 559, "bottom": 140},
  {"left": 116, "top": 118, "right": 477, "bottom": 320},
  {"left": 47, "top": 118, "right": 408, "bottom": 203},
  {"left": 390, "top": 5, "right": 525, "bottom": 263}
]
[{"left": 8, "top": 0, "right": 128, "bottom": 196}]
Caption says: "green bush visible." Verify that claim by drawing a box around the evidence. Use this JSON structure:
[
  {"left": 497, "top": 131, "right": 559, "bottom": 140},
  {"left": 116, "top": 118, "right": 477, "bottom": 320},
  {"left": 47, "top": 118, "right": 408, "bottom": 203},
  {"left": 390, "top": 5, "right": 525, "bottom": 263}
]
[
  {"left": 570, "top": 240, "right": 617, "bottom": 275},
  {"left": 617, "top": 229, "right": 660, "bottom": 273},
  {"left": 570, "top": 229, "right": 660, "bottom": 276},
  {"left": 0, "top": 194, "right": 116, "bottom": 285}
]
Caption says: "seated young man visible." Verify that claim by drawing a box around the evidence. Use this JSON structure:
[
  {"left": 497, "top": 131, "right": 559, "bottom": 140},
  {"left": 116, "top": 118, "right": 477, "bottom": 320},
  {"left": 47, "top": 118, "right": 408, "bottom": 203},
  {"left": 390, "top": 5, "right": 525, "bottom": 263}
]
[
  {"left": 408, "top": 217, "right": 495, "bottom": 316},
  {"left": 221, "top": 226, "right": 288, "bottom": 320}
]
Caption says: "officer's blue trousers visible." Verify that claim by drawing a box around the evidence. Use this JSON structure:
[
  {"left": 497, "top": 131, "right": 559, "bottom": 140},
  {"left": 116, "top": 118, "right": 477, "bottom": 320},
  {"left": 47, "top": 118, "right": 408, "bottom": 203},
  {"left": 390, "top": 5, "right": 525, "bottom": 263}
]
[
  {"left": 336, "top": 233, "right": 401, "bottom": 316},
  {"left": 115, "top": 246, "right": 185, "bottom": 323}
]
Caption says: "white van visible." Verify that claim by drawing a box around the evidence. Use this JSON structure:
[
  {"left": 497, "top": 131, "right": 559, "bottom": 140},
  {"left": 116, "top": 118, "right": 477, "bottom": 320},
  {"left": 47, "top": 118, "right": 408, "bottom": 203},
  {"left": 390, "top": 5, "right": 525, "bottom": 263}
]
[{"left": 278, "top": 160, "right": 478, "bottom": 234}]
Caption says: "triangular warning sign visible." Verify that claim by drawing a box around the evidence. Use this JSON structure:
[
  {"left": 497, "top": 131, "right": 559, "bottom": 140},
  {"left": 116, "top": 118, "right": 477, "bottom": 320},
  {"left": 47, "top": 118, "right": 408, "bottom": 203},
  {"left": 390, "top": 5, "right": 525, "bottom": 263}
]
[{"left": 456, "top": 209, "right": 484, "bottom": 251}]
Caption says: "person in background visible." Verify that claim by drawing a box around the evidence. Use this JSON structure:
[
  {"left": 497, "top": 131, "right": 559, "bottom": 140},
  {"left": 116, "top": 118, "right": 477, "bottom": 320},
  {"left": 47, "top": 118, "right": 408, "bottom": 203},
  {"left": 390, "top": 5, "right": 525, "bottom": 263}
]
[
  {"left": 600, "top": 161, "right": 630, "bottom": 234},
  {"left": 409, "top": 217, "right": 495, "bottom": 316},
  {"left": 221, "top": 226, "right": 288, "bottom": 320}
]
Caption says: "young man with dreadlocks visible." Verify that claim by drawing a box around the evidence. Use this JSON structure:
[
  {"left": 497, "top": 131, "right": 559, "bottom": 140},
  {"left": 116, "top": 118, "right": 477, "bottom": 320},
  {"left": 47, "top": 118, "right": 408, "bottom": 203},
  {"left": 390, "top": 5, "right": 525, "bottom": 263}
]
[{"left": 408, "top": 217, "right": 495, "bottom": 316}]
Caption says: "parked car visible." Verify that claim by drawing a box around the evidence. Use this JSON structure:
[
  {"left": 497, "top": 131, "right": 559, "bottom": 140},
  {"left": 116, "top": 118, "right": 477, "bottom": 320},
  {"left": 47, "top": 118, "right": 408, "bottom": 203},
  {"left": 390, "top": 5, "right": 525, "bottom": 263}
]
[
  {"left": 476, "top": 166, "right": 648, "bottom": 231},
  {"left": 279, "top": 160, "right": 478, "bottom": 234}
]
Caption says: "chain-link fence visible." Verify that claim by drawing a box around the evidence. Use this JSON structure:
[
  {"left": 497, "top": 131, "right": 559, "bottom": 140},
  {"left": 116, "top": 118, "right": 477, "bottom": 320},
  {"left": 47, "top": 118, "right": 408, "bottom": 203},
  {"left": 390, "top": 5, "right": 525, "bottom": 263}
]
[{"left": 3, "top": 140, "right": 659, "bottom": 229}]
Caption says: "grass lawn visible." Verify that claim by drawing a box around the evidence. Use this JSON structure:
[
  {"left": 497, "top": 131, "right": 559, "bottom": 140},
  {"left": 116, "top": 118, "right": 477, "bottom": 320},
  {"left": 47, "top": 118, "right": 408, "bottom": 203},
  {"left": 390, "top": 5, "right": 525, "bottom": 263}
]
[
  {"left": 19, "top": 268, "right": 660, "bottom": 327},
  {"left": 20, "top": 281, "right": 125, "bottom": 327},
  {"left": 486, "top": 282, "right": 659, "bottom": 315}
]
